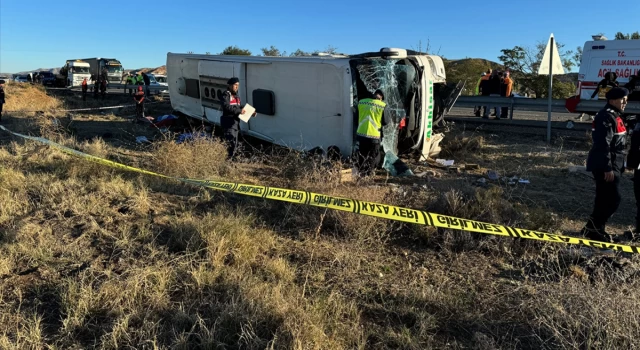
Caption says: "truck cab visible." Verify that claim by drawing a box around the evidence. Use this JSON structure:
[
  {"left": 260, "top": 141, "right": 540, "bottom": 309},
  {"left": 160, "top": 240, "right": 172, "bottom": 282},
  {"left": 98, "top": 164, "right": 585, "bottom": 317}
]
[{"left": 61, "top": 60, "right": 91, "bottom": 87}]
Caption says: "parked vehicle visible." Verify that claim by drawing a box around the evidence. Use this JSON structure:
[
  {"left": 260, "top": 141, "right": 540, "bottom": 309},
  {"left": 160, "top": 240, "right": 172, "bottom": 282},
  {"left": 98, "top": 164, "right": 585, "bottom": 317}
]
[
  {"left": 166, "top": 47, "right": 459, "bottom": 159},
  {"left": 73, "top": 58, "right": 124, "bottom": 84},
  {"left": 38, "top": 71, "right": 56, "bottom": 86},
  {"left": 56, "top": 60, "right": 91, "bottom": 87},
  {"left": 575, "top": 37, "right": 640, "bottom": 100},
  {"left": 147, "top": 73, "right": 168, "bottom": 93},
  {"left": 14, "top": 75, "right": 29, "bottom": 83}
]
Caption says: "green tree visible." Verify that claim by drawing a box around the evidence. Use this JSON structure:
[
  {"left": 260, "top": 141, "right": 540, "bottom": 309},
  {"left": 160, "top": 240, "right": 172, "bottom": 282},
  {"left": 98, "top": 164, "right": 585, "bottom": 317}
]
[
  {"left": 220, "top": 46, "right": 252, "bottom": 55},
  {"left": 260, "top": 45, "right": 285, "bottom": 56},
  {"left": 443, "top": 59, "right": 502, "bottom": 96},
  {"left": 290, "top": 49, "right": 310, "bottom": 57},
  {"left": 614, "top": 31, "right": 640, "bottom": 40},
  {"left": 499, "top": 40, "right": 576, "bottom": 98}
]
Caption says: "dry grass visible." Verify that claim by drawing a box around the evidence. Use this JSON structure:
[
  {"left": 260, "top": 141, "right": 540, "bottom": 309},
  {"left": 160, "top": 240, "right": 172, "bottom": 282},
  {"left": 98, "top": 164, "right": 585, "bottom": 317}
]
[
  {"left": 2, "top": 84, "right": 640, "bottom": 349},
  {"left": 2, "top": 82, "right": 63, "bottom": 113}
]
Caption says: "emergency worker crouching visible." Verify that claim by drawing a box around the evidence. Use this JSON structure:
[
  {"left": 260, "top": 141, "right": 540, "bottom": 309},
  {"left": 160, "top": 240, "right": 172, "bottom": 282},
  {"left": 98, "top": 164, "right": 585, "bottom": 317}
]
[
  {"left": 219, "top": 77, "right": 256, "bottom": 160},
  {"left": 355, "top": 89, "right": 390, "bottom": 177},
  {"left": 581, "top": 87, "right": 629, "bottom": 242}
]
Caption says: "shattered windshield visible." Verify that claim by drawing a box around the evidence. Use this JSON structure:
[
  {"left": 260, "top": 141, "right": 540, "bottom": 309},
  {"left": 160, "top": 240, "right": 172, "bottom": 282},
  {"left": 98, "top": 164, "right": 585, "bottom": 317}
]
[{"left": 351, "top": 58, "right": 418, "bottom": 176}]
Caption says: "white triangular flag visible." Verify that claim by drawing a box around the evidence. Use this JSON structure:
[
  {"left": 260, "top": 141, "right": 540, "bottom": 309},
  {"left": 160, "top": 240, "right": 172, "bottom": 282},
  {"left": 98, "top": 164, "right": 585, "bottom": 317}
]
[{"left": 538, "top": 33, "right": 565, "bottom": 75}]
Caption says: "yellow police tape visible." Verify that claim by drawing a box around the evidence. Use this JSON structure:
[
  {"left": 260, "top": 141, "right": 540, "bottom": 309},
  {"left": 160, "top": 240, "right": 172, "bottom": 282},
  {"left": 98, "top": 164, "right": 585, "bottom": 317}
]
[{"left": 2, "top": 125, "right": 638, "bottom": 254}]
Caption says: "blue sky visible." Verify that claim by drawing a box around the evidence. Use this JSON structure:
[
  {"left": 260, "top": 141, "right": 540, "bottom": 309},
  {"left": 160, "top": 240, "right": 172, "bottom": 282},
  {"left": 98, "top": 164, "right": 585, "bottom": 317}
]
[{"left": 0, "top": 0, "right": 638, "bottom": 73}]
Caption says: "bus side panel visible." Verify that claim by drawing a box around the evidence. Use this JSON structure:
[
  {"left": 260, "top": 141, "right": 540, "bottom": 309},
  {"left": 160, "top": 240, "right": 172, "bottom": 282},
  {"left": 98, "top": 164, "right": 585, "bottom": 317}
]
[
  {"left": 167, "top": 54, "right": 203, "bottom": 119},
  {"left": 198, "top": 60, "right": 246, "bottom": 129},
  {"left": 245, "top": 62, "right": 348, "bottom": 153}
]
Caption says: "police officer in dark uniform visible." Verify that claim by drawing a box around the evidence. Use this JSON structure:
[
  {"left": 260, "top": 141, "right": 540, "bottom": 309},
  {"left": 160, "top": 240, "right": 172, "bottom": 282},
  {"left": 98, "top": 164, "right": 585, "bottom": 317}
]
[
  {"left": 219, "top": 77, "right": 256, "bottom": 160},
  {"left": 624, "top": 74, "right": 640, "bottom": 102},
  {"left": 581, "top": 87, "right": 629, "bottom": 242}
]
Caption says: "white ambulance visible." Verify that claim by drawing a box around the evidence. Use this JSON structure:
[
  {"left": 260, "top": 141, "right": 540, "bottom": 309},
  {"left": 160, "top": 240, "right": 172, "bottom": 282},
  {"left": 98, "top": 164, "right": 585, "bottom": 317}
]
[{"left": 576, "top": 37, "right": 640, "bottom": 100}]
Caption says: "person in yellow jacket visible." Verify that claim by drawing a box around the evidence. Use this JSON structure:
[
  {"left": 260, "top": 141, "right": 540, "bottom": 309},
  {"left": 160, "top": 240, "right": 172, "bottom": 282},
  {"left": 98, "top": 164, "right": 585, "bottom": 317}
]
[
  {"left": 356, "top": 89, "right": 390, "bottom": 177},
  {"left": 474, "top": 72, "right": 488, "bottom": 116}
]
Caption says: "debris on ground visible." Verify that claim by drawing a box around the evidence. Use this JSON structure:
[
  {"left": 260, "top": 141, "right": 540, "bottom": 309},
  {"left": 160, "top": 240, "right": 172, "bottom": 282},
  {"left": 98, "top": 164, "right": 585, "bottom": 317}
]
[
  {"left": 435, "top": 159, "right": 455, "bottom": 166},
  {"left": 135, "top": 136, "right": 150, "bottom": 144},
  {"left": 382, "top": 151, "right": 414, "bottom": 176}
]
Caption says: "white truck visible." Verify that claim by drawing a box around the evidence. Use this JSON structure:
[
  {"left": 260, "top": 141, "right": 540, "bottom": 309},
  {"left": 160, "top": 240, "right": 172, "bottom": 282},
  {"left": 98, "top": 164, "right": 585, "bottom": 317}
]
[
  {"left": 574, "top": 37, "right": 640, "bottom": 100},
  {"left": 57, "top": 60, "right": 91, "bottom": 87},
  {"left": 166, "top": 48, "right": 459, "bottom": 160},
  {"left": 77, "top": 58, "right": 124, "bottom": 84}
]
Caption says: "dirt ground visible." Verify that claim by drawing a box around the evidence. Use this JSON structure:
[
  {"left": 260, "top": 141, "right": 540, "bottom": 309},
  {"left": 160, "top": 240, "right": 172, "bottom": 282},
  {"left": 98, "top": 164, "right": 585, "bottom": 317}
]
[{"left": 2, "top": 83, "right": 640, "bottom": 349}]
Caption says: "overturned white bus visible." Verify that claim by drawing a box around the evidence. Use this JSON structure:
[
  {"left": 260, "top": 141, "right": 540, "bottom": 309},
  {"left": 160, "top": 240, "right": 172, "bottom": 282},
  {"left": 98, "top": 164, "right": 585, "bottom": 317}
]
[{"left": 166, "top": 48, "right": 459, "bottom": 160}]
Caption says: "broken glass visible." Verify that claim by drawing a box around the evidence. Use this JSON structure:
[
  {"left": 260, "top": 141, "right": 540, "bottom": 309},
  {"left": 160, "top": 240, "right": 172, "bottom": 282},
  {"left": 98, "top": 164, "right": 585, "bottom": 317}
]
[{"left": 355, "top": 58, "right": 415, "bottom": 176}]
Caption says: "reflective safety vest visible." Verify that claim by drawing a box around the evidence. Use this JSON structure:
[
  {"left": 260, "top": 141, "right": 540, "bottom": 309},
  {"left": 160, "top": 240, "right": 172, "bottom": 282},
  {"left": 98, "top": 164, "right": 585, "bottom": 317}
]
[
  {"left": 136, "top": 75, "right": 143, "bottom": 84},
  {"left": 356, "top": 98, "right": 386, "bottom": 139}
]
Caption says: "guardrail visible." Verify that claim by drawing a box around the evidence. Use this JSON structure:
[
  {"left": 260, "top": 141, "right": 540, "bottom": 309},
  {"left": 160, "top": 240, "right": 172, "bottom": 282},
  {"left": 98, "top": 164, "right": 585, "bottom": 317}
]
[
  {"left": 453, "top": 96, "right": 640, "bottom": 119},
  {"left": 67, "top": 83, "right": 169, "bottom": 95}
]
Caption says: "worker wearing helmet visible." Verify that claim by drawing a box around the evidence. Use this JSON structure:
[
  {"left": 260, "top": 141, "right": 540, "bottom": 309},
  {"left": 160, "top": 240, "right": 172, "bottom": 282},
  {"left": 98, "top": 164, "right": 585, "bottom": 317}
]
[
  {"left": 134, "top": 85, "right": 145, "bottom": 122},
  {"left": 355, "top": 89, "right": 390, "bottom": 178}
]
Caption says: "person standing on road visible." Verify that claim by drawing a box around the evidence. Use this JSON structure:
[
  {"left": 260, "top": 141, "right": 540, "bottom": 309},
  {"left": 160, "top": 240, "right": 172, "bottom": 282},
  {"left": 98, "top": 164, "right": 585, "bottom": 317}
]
[
  {"left": 500, "top": 71, "right": 513, "bottom": 117},
  {"left": 480, "top": 69, "right": 492, "bottom": 117},
  {"left": 100, "top": 79, "right": 107, "bottom": 100},
  {"left": 474, "top": 72, "right": 487, "bottom": 117},
  {"left": 136, "top": 72, "right": 144, "bottom": 86},
  {"left": 581, "top": 87, "right": 629, "bottom": 242},
  {"left": 81, "top": 78, "right": 88, "bottom": 101},
  {"left": 484, "top": 70, "right": 503, "bottom": 119},
  {"left": 125, "top": 73, "right": 135, "bottom": 95},
  {"left": 0, "top": 80, "right": 5, "bottom": 123},
  {"left": 355, "top": 89, "right": 390, "bottom": 177},
  {"left": 219, "top": 77, "right": 256, "bottom": 160},
  {"left": 142, "top": 72, "right": 151, "bottom": 97},
  {"left": 134, "top": 85, "right": 146, "bottom": 122}
]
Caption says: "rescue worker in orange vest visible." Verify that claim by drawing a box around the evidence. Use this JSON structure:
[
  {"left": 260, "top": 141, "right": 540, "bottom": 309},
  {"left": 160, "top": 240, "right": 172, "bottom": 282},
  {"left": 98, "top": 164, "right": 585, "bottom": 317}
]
[
  {"left": 500, "top": 71, "right": 514, "bottom": 117},
  {"left": 355, "top": 89, "right": 390, "bottom": 177},
  {"left": 81, "top": 78, "right": 88, "bottom": 101},
  {"left": 134, "top": 86, "right": 145, "bottom": 122}
]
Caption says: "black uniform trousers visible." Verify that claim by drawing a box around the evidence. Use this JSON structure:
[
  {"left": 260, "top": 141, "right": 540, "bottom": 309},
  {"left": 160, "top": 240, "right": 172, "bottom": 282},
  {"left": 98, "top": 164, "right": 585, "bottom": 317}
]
[
  {"left": 587, "top": 169, "right": 622, "bottom": 231},
  {"left": 135, "top": 102, "right": 145, "bottom": 120},
  {"left": 356, "top": 136, "right": 381, "bottom": 176},
  {"left": 221, "top": 116, "right": 240, "bottom": 160}
]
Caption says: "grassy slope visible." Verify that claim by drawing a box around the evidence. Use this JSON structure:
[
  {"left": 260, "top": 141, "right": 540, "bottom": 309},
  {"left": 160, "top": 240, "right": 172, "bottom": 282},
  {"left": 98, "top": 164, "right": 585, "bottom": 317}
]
[{"left": 1, "top": 83, "right": 640, "bottom": 349}]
